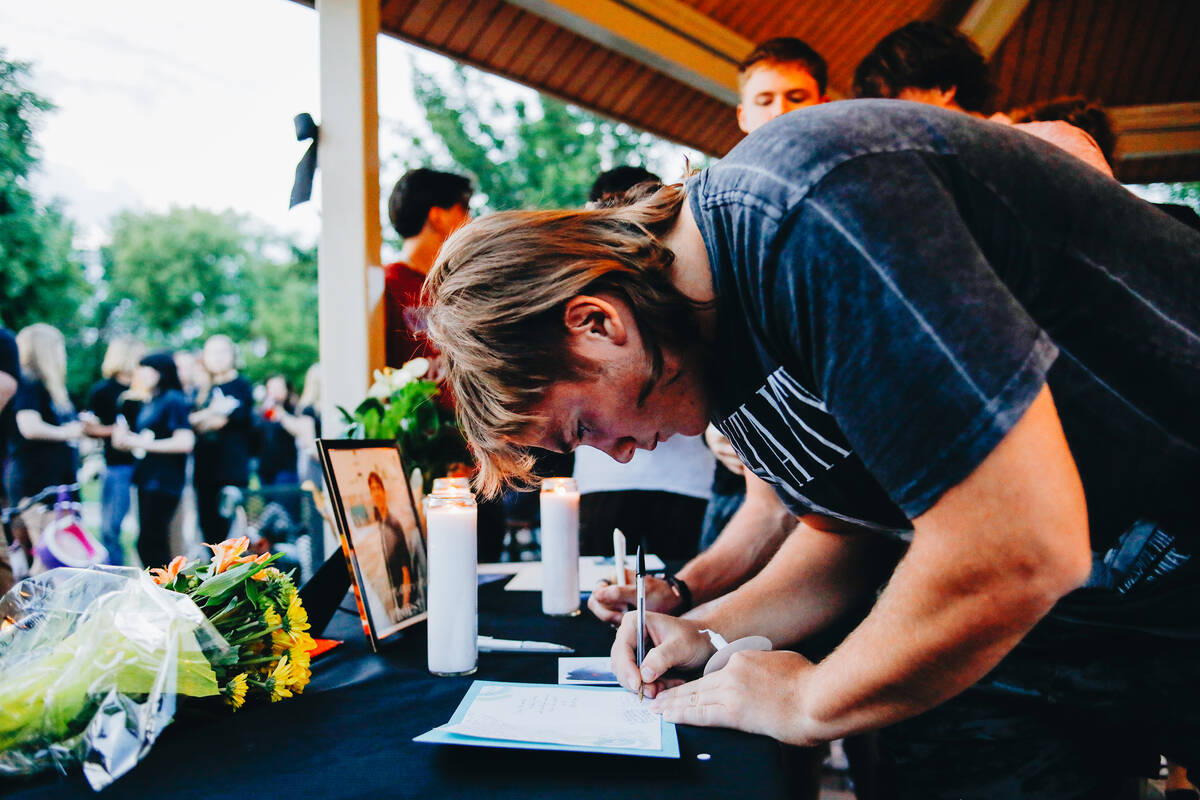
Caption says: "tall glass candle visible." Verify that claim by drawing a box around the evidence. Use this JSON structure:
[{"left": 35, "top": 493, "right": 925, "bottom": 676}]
[
  {"left": 424, "top": 493, "right": 478, "bottom": 676},
  {"left": 539, "top": 477, "right": 580, "bottom": 616}
]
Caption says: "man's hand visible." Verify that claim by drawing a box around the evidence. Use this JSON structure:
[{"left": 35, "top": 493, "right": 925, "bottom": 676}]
[
  {"left": 587, "top": 572, "right": 680, "bottom": 624},
  {"left": 650, "top": 650, "right": 820, "bottom": 745},
  {"left": 610, "top": 611, "right": 714, "bottom": 698},
  {"left": 705, "top": 424, "right": 744, "bottom": 476}
]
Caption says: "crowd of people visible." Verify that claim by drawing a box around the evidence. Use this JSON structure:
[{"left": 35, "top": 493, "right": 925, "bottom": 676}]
[{"left": 0, "top": 323, "right": 323, "bottom": 579}]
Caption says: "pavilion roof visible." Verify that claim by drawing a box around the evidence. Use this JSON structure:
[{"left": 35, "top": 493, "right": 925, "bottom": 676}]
[{"left": 298, "top": 0, "right": 1200, "bottom": 182}]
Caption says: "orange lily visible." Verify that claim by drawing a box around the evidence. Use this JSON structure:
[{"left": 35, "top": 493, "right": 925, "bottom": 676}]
[
  {"left": 204, "top": 536, "right": 251, "bottom": 575},
  {"left": 234, "top": 552, "right": 273, "bottom": 580},
  {"left": 148, "top": 555, "right": 189, "bottom": 586}
]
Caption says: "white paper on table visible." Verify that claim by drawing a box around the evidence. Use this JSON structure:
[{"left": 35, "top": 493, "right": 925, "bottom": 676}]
[
  {"left": 438, "top": 684, "right": 661, "bottom": 751},
  {"left": 558, "top": 656, "right": 619, "bottom": 685},
  {"left": 503, "top": 555, "right": 666, "bottom": 592}
]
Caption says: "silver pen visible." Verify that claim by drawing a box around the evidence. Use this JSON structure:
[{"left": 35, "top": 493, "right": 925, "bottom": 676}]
[
  {"left": 477, "top": 635, "right": 575, "bottom": 654},
  {"left": 636, "top": 545, "right": 646, "bottom": 701}
]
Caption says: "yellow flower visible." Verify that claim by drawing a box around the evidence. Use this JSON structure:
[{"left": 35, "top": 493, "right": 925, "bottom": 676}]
[
  {"left": 264, "top": 656, "right": 294, "bottom": 702},
  {"left": 222, "top": 673, "right": 248, "bottom": 711},
  {"left": 148, "top": 555, "right": 189, "bottom": 586},
  {"left": 286, "top": 632, "right": 316, "bottom": 693},
  {"left": 284, "top": 595, "right": 310, "bottom": 637}
]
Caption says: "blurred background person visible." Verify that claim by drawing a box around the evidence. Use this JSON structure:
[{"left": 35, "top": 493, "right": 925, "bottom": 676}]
[
  {"left": 0, "top": 322, "right": 20, "bottom": 593},
  {"left": 81, "top": 335, "right": 145, "bottom": 565},
  {"left": 189, "top": 334, "right": 253, "bottom": 543},
  {"left": 5, "top": 324, "right": 82, "bottom": 503},
  {"left": 293, "top": 363, "right": 322, "bottom": 488},
  {"left": 257, "top": 374, "right": 299, "bottom": 487},
  {"left": 852, "top": 21, "right": 1112, "bottom": 176},
  {"left": 113, "top": 351, "right": 194, "bottom": 569},
  {"left": 384, "top": 168, "right": 472, "bottom": 369}
]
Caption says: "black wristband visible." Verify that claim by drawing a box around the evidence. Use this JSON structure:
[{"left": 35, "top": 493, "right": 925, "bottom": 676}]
[{"left": 666, "top": 574, "right": 693, "bottom": 614}]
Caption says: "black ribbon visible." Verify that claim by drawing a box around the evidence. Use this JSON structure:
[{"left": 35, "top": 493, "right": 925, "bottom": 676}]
[{"left": 289, "top": 112, "right": 319, "bottom": 209}]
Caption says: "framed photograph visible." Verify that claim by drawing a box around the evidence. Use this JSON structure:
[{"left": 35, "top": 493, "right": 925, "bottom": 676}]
[{"left": 317, "top": 439, "right": 427, "bottom": 650}]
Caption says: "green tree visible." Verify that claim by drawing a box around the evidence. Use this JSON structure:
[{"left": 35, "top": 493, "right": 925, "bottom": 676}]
[
  {"left": 101, "top": 207, "right": 317, "bottom": 390},
  {"left": 0, "top": 52, "right": 90, "bottom": 395},
  {"left": 242, "top": 244, "right": 318, "bottom": 389},
  {"left": 103, "top": 206, "right": 264, "bottom": 347},
  {"left": 394, "top": 63, "right": 688, "bottom": 219}
]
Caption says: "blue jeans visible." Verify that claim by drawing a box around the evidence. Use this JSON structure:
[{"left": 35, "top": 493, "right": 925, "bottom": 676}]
[{"left": 100, "top": 464, "right": 135, "bottom": 565}]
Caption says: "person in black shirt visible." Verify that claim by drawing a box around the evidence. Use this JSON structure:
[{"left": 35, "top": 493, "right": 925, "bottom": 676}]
[
  {"left": 0, "top": 324, "right": 20, "bottom": 594},
  {"left": 81, "top": 336, "right": 144, "bottom": 565},
  {"left": 5, "top": 324, "right": 82, "bottom": 503},
  {"left": 189, "top": 335, "right": 253, "bottom": 544},
  {"left": 0, "top": 327, "right": 16, "bottom": 422},
  {"left": 113, "top": 351, "right": 194, "bottom": 569},
  {"left": 257, "top": 374, "right": 299, "bottom": 486}
]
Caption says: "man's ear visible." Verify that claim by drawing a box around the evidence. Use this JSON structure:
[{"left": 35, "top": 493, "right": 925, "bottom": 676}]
[
  {"left": 736, "top": 104, "right": 750, "bottom": 134},
  {"left": 562, "top": 295, "right": 628, "bottom": 345},
  {"left": 427, "top": 205, "right": 453, "bottom": 236}
]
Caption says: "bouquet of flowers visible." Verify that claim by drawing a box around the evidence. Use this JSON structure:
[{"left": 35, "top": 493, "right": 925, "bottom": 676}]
[
  {"left": 0, "top": 537, "right": 314, "bottom": 790},
  {"left": 340, "top": 357, "right": 471, "bottom": 492}
]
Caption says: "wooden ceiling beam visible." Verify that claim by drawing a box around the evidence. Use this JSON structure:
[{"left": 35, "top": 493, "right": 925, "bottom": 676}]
[
  {"left": 505, "top": 0, "right": 751, "bottom": 105},
  {"left": 958, "top": 0, "right": 1033, "bottom": 58},
  {"left": 1111, "top": 102, "right": 1200, "bottom": 161}
]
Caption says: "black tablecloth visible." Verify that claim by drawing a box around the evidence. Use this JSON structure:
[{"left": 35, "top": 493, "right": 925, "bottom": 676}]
[{"left": 8, "top": 580, "right": 788, "bottom": 799}]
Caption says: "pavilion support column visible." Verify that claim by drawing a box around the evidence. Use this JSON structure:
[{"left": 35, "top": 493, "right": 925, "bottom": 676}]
[{"left": 316, "top": 0, "right": 383, "bottom": 434}]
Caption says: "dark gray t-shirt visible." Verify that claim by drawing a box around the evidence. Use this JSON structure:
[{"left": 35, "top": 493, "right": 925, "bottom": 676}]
[{"left": 690, "top": 101, "right": 1200, "bottom": 566}]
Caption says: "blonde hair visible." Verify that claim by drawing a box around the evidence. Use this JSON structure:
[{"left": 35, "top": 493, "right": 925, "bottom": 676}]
[
  {"left": 424, "top": 184, "right": 700, "bottom": 498},
  {"left": 17, "top": 323, "right": 71, "bottom": 411},
  {"left": 100, "top": 335, "right": 144, "bottom": 379},
  {"left": 299, "top": 363, "right": 322, "bottom": 409}
]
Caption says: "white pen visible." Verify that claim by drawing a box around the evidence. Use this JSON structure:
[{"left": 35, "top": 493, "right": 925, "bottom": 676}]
[
  {"left": 613, "top": 528, "right": 627, "bottom": 586},
  {"left": 477, "top": 636, "right": 575, "bottom": 654}
]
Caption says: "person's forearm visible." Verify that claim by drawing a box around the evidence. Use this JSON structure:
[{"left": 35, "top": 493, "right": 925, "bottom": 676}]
[
  {"left": 83, "top": 423, "right": 114, "bottom": 439},
  {"left": 684, "top": 521, "right": 881, "bottom": 645},
  {"left": 16, "top": 411, "right": 75, "bottom": 442},
  {"left": 140, "top": 431, "right": 195, "bottom": 454},
  {"left": 677, "top": 473, "right": 794, "bottom": 605},
  {"left": 788, "top": 388, "right": 1092, "bottom": 743},
  {"left": 791, "top": 534, "right": 1074, "bottom": 742}
]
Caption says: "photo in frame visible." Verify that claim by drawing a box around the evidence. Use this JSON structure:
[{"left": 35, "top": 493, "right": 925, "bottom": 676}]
[{"left": 317, "top": 439, "right": 427, "bottom": 650}]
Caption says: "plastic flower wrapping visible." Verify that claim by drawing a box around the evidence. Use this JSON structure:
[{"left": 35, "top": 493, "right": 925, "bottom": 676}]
[{"left": 0, "top": 537, "right": 314, "bottom": 790}]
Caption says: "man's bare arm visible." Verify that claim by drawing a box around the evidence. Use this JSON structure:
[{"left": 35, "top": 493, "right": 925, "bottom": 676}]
[{"left": 650, "top": 387, "right": 1093, "bottom": 745}]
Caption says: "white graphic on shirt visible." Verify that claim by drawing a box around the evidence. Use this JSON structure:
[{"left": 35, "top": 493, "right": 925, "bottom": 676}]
[{"left": 717, "top": 366, "right": 853, "bottom": 511}]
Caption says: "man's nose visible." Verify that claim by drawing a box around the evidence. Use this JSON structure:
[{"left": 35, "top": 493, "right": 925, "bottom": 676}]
[{"left": 601, "top": 436, "right": 638, "bottom": 464}]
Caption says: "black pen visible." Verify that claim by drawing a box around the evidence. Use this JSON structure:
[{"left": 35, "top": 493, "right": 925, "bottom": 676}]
[{"left": 636, "top": 545, "right": 646, "bottom": 701}]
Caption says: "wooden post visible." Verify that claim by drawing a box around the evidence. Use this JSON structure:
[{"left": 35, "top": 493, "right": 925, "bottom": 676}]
[{"left": 316, "top": 0, "right": 383, "bottom": 436}]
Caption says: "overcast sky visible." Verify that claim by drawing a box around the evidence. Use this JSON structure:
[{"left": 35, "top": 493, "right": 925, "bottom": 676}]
[{"left": 1, "top": 0, "right": 462, "bottom": 250}]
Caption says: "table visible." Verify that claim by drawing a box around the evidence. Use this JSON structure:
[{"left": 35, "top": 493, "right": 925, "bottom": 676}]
[{"left": 9, "top": 579, "right": 790, "bottom": 799}]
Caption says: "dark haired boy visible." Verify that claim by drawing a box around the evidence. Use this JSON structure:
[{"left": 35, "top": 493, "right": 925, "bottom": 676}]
[{"left": 383, "top": 168, "right": 472, "bottom": 368}]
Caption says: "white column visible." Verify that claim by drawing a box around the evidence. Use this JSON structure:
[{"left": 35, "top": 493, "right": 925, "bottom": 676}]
[{"left": 316, "top": 0, "right": 384, "bottom": 436}]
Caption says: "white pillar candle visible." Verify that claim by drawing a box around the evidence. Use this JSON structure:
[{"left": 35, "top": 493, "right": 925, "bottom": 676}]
[
  {"left": 540, "top": 478, "right": 580, "bottom": 616},
  {"left": 425, "top": 495, "right": 478, "bottom": 676}
]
